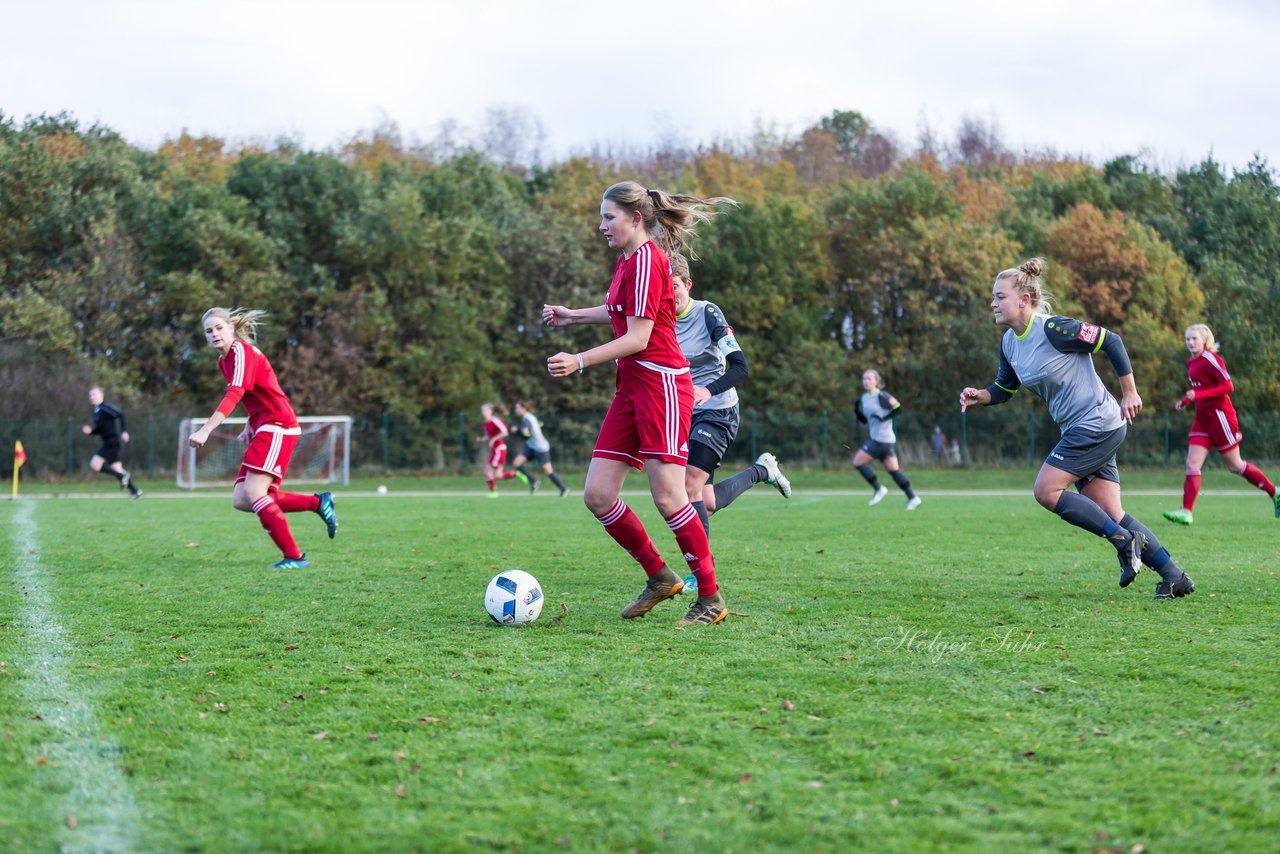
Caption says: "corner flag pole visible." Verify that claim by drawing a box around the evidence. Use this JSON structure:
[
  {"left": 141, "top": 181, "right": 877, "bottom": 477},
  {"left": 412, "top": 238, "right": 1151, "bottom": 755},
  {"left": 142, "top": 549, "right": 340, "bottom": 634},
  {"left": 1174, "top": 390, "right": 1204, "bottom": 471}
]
[{"left": 12, "top": 440, "right": 26, "bottom": 498}]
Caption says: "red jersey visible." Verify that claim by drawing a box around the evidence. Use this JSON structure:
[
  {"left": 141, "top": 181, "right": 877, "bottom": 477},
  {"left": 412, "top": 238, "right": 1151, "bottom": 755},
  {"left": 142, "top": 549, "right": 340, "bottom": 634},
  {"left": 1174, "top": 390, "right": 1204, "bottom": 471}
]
[
  {"left": 605, "top": 241, "right": 688, "bottom": 372},
  {"left": 483, "top": 417, "right": 508, "bottom": 449},
  {"left": 1187, "top": 351, "right": 1235, "bottom": 412},
  {"left": 215, "top": 339, "right": 298, "bottom": 430}
]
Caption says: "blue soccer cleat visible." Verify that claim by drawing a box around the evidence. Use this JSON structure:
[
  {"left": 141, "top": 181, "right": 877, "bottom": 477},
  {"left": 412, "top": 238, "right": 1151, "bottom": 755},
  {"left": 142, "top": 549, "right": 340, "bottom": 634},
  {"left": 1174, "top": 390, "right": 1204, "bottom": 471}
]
[
  {"left": 272, "top": 554, "right": 309, "bottom": 570},
  {"left": 315, "top": 492, "right": 338, "bottom": 539}
]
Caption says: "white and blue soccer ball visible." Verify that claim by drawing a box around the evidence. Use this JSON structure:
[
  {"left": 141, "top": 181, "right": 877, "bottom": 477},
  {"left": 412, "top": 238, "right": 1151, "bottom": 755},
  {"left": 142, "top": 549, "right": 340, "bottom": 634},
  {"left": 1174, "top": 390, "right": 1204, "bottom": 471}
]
[{"left": 485, "top": 570, "right": 544, "bottom": 626}]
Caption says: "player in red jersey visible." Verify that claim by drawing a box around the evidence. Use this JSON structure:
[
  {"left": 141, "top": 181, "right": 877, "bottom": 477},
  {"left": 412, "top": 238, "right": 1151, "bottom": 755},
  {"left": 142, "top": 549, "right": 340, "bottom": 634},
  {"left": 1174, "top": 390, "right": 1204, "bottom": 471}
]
[
  {"left": 187, "top": 308, "right": 338, "bottom": 569},
  {"left": 476, "top": 402, "right": 519, "bottom": 497},
  {"left": 1163, "top": 323, "right": 1279, "bottom": 525},
  {"left": 544, "top": 181, "right": 736, "bottom": 626}
]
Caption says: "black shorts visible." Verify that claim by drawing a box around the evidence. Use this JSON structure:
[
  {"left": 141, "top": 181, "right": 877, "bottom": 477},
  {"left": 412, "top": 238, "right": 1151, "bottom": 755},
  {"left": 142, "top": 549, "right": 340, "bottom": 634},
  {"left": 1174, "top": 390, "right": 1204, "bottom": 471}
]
[
  {"left": 95, "top": 440, "right": 122, "bottom": 464},
  {"left": 1045, "top": 424, "right": 1126, "bottom": 488},
  {"left": 519, "top": 447, "right": 552, "bottom": 466},
  {"left": 860, "top": 439, "right": 897, "bottom": 461},
  {"left": 688, "top": 406, "right": 741, "bottom": 474}
]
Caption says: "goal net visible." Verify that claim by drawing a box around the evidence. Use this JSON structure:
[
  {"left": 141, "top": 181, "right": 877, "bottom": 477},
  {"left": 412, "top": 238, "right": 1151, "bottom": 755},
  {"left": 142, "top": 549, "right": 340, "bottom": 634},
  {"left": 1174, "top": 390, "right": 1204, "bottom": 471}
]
[{"left": 177, "top": 416, "right": 352, "bottom": 489}]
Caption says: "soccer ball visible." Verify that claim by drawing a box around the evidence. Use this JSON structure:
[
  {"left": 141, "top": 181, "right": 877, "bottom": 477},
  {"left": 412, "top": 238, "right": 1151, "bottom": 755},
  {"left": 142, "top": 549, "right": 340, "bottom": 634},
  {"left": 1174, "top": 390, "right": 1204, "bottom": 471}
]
[{"left": 484, "top": 570, "right": 544, "bottom": 626}]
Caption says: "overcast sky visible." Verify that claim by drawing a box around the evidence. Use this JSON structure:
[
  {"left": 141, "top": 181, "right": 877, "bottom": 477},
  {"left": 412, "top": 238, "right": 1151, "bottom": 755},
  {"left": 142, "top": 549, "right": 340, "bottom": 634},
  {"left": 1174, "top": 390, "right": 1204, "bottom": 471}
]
[{"left": 3, "top": 0, "right": 1277, "bottom": 171}]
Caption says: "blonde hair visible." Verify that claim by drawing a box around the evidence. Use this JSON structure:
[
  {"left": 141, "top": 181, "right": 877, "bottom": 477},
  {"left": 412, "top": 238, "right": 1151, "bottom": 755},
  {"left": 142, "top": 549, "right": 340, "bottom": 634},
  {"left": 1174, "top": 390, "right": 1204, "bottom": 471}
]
[
  {"left": 863, "top": 369, "right": 884, "bottom": 389},
  {"left": 995, "top": 257, "right": 1053, "bottom": 315},
  {"left": 602, "top": 181, "right": 736, "bottom": 256},
  {"left": 1185, "top": 323, "right": 1219, "bottom": 353},
  {"left": 669, "top": 252, "right": 691, "bottom": 281},
  {"left": 202, "top": 307, "right": 267, "bottom": 344}
]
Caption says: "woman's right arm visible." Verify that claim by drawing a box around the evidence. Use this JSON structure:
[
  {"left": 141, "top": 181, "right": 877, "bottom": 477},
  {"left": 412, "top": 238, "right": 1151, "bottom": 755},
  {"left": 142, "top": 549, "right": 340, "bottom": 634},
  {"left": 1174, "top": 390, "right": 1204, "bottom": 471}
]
[
  {"left": 189, "top": 410, "right": 229, "bottom": 448},
  {"left": 543, "top": 304, "right": 610, "bottom": 326}
]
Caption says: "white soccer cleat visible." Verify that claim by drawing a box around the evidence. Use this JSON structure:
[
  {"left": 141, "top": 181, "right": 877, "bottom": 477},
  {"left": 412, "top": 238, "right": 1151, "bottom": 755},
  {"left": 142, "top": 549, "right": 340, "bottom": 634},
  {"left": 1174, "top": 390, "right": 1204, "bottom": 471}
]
[
  {"left": 755, "top": 452, "right": 792, "bottom": 498},
  {"left": 869, "top": 485, "right": 889, "bottom": 506},
  {"left": 906, "top": 496, "right": 922, "bottom": 511}
]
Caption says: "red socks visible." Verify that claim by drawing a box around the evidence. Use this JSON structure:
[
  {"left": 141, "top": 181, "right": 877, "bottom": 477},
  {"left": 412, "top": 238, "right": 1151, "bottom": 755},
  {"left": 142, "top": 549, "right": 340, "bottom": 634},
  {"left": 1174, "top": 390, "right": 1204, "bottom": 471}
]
[
  {"left": 1241, "top": 463, "right": 1276, "bottom": 497},
  {"left": 252, "top": 495, "right": 302, "bottom": 559},
  {"left": 666, "top": 504, "right": 718, "bottom": 597},
  {"left": 1182, "top": 472, "right": 1201, "bottom": 512},
  {"left": 596, "top": 500, "right": 665, "bottom": 576},
  {"left": 272, "top": 490, "right": 319, "bottom": 513}
]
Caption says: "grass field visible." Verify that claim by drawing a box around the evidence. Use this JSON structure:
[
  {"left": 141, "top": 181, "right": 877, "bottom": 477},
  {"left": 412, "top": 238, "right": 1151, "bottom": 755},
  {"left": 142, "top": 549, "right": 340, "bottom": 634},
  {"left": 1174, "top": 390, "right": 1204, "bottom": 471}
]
[{"left": 2, "top": 470, "right": 1278, "bottom": 852}]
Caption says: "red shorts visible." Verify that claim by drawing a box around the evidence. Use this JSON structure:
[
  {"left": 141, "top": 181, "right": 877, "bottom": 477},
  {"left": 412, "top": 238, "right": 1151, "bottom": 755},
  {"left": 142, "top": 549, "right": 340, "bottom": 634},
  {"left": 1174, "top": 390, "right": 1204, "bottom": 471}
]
[
  {"left": 488, "top": 444, "right": 508, "bottom": 469},
  {"left": 1189, "top": 405, "right": 1241, "bottom": 452},
  {"left": 593, "top": 362, "right": 692, "bottom": 469},
  {"left": 235, "top": 424, "right": 300, "bottom": 484}
]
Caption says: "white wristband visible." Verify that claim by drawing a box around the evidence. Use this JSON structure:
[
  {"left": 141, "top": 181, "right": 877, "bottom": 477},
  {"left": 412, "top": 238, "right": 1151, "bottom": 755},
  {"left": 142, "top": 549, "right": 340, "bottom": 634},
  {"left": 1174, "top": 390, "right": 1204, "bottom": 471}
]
[{"left": 576, "top": 353, "right": 585, "bottom": 374}]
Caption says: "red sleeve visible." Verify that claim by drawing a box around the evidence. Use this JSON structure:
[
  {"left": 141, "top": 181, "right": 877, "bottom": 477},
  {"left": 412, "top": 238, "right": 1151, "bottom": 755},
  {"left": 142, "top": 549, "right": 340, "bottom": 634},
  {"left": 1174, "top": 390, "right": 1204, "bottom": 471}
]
[
  {"left": 1195, "top": 378, "right": 1235, "bottom": 399},
  {"left": 626, "top": 243, "right": 664, "bottom": 320},
  {"left": 215, "top": 387, "right": 246, "bottom": 417},
  {"left": 215, "top": 341, "right": 250, "bottom": 417}
]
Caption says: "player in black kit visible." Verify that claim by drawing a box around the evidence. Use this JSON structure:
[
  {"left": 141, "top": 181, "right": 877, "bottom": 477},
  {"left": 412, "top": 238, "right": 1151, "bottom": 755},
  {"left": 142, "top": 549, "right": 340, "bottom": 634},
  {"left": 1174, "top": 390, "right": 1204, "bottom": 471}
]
[{"left": 82, "top": 386, "right": 142, "bottom": 498}]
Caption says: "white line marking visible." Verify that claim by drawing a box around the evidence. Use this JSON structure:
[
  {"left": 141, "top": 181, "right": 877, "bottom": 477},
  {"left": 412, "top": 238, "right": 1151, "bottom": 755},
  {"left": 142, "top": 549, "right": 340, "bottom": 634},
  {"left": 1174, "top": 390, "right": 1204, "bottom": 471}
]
[{"left": 9, "top": 501, "right": 141, "bottom": 852}]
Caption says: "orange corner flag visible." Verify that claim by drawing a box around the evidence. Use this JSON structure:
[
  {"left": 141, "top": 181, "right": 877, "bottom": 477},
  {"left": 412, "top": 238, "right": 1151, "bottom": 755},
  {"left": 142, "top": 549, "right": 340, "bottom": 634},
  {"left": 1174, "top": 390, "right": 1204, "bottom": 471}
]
[{"left": 12, "top": 440, "right": 26, "bottom": 498}]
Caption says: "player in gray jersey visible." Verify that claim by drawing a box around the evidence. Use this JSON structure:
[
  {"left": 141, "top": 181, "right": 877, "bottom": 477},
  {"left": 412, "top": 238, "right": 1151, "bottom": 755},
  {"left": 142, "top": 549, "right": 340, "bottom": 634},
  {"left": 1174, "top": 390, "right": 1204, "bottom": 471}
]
[
  {"left": 959, "top": 258, "right": 1194, "bottom": 600},
  {"left": 671, "top": 253, "right": 791, "bottom": 543},
  {"left": 853, "top": 369, "right": 920, "bottom": 509},
  {"left": 511, "top": 401, "right": 569, "bottom": 497}
]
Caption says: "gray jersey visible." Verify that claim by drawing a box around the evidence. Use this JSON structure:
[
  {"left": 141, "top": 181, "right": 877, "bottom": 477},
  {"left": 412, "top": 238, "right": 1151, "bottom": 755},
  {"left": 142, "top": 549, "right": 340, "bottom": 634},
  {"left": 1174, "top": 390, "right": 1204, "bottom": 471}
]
[
  {"left": 859, "top": 390, "right": 900, "bottom": 443},
  {"left": 992, "top": 314, "right": 1124, "bottom": 434},
  {"left": 675, "top": 299, "right": 739, "bottom": 411},
  {"left": 519, "top": 412, "right": 550, "bottom": 453}
]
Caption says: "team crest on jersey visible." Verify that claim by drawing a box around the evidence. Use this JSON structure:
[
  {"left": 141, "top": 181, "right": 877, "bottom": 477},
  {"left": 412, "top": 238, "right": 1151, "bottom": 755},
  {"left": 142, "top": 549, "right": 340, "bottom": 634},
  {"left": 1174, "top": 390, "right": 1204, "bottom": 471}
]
[{"left": 1076, "top": 323, "right": 1100, "bottom": 344}]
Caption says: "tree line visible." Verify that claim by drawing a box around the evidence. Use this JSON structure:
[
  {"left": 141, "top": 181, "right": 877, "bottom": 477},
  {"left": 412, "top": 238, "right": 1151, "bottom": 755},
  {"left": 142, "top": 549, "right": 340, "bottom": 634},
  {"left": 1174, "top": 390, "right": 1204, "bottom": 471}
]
[{"left": 3, "top": 109, "right": 1278, "bottom": 436}]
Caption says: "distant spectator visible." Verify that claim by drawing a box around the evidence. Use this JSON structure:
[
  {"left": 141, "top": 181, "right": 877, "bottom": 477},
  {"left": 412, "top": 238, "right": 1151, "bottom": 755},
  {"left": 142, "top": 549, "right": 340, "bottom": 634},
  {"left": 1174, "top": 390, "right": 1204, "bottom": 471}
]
[
  {"left": 948, "top": 438, "right": 962, "bottom": 465},
  {"left": 930, "top": 426, "right": 946, "bottom": 460}
]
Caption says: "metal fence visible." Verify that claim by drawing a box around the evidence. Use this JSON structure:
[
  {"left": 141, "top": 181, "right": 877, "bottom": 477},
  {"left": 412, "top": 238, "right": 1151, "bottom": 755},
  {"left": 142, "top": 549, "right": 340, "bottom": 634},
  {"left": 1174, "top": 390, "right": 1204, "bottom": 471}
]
[{"left": 4, "top": 404, "right": 1278, "bottom": 480}]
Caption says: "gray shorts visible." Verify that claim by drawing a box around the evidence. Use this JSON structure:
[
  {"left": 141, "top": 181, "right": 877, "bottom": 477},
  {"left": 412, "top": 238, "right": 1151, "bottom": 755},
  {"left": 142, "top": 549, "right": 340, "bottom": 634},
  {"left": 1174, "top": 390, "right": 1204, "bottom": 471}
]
[
  {"left": 519, "top": 446, "right": 551, "bottom": 466},
  {"left": 860, "top": 439, "right": 897, "bottom": 461},
  {"left": 688, "top": 406, "right": 740, "bottom": 473},
  {"left": 1046, "top": 424, "right": 1126, "bottom": 488}
]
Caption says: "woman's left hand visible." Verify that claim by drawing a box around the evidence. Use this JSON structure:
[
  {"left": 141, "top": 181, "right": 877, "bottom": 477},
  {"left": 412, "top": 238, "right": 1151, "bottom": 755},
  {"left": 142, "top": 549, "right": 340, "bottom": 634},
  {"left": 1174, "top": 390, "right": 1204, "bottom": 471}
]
[
  {"left": 1119, "top": 391, "right": 1143, "bottom": 425},
  {"left": 692, "top": 386, "right": 711, "bottom": 406},
  {"left": 547, "top": 352, "right": 579, "bottom": 378}
]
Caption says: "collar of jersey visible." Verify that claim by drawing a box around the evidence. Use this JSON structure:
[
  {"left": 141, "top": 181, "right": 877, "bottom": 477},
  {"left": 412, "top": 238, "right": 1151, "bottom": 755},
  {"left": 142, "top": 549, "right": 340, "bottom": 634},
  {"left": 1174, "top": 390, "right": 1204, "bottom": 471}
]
[
  {"left": 1013, "top": 314, "right": 1041, "bottom": 340},
  {"left": 676, "top": 300, "right": 695, "bottom": 320}
]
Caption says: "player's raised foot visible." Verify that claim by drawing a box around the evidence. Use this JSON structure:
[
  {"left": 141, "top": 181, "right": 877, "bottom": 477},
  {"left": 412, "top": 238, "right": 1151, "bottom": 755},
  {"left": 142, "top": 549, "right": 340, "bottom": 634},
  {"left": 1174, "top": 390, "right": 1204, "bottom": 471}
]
[
  {"left": 529, "top": 478, "right": 540, "bottom": 495},
  {"left": 271, "top": 554, "right": 309, "bottom": 571},
  {"left": 1153, "top": 572, "right": 1195, "bottom": 600},
  {"left": 514, "top": 469, "right": 530, "bottom": 487},
  {"left": 677, "top": 593, "right": 727, "bottom": 626},
  {"left": 905, "top": 496, "right": 922, "bottom": 511},
  {"left": 315, "top": 492, "right": 338, "bottom": 539},
  {"left": 755, "top": 452, "right": 792, "bottom": 498},
  {"left": 559, "top": 487, "right": 570, "bottom": 498},
  {"left": 1117, "top": 530, "right": 1146, "bottom": 588},
  {"left": 620, "top": 566, "right": 684, "bottom": 619},
  {"left": 1162, "top": 508, "right": 1193, "bottom": 526},
  {"left": 130, "top": 489, "right": 143, "bottom": 500},
  {"left": 869, "top": 485, "right": 889, "bottom": 506}
]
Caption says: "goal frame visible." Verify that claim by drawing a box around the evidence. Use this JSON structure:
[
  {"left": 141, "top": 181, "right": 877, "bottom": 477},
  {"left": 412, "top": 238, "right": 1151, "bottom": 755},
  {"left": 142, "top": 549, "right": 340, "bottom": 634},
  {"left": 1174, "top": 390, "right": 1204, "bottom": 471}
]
[{"left": 177, "top": 415, "right": 352, "bottom": 489}]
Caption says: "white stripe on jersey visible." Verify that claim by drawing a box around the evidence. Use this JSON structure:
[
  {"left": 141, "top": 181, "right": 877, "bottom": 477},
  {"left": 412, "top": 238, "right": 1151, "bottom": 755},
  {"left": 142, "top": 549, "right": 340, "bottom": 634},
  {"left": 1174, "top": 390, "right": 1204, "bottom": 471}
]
[
  {"left": 634, "top": 360, "right": 690, "bottom": 375},
  {"left": 1200, "top": 351, "right": 1231, "bottom": 381},
  {"left": 634, "top": 243, "right": 651, "bottom": 318},
  {"left": 230, "top": 340, "right": 246, "bottom": 387}
]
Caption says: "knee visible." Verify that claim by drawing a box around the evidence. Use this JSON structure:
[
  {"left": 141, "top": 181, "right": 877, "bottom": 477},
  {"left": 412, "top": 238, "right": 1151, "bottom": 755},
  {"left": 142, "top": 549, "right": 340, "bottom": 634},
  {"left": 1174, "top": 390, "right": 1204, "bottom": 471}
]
[
  {"left": 582, "top": 486, "right": 615, "bottom": 517},
  {"left": 1228, "top": 461, "right": 1248, "bottom": 475},
  {"left": 1032, "top": 486, "right": 1060, "bottom": 511},
  {"left": 1185, "top": 469, "right": 1201, "bottom": 477},
  {"left": 232, "top": 495, "right": 254, "bottom": 512}
]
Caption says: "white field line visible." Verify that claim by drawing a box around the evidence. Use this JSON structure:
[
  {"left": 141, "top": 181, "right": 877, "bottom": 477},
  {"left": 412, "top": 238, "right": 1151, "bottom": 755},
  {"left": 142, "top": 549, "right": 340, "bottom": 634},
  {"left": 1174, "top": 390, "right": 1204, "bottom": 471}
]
[
  {"left": 4, "top": 488, "right": 1264, "bottom": 500},
  {"left": 9, "top": 501, "right": 141, "bottom": 853}
]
